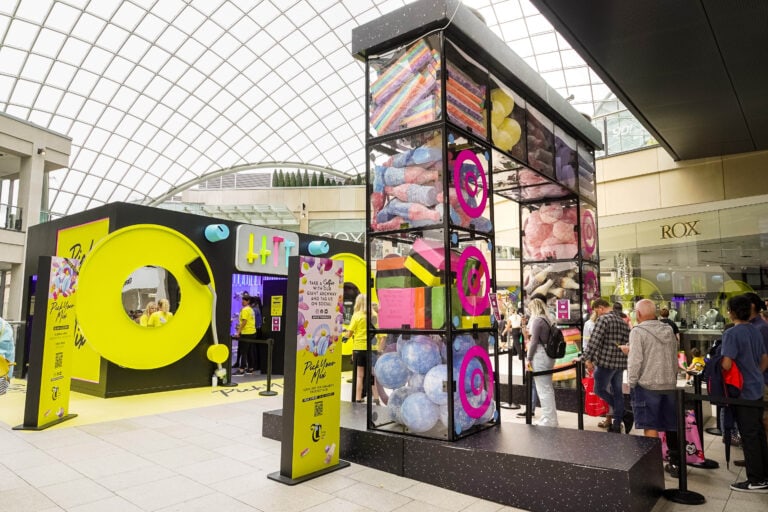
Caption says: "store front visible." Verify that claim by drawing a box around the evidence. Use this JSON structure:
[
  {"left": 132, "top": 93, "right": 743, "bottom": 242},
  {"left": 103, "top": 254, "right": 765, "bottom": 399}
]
[{"left": 600, "top": 199, "right": 768, "bottom": 357}]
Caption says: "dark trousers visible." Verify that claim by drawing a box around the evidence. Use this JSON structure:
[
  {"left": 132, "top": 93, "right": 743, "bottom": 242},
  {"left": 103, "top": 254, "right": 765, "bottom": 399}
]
[
  {"left": 734, "top": 402, "right": 768, "bottom": 483},
  {"left": 239, "top": 335, "right": 259, "bottom": 370}
]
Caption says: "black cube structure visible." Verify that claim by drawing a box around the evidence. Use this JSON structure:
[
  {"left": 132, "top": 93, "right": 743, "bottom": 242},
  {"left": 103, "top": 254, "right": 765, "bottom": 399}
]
[{"left": 352, "top": 0, "right": 602, "bottom": 441}]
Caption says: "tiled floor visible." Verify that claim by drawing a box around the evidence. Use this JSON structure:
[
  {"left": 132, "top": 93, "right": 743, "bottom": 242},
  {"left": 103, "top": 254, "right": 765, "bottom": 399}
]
[{"left": 1, "top": 373, "right": 767, "bottom": 512}]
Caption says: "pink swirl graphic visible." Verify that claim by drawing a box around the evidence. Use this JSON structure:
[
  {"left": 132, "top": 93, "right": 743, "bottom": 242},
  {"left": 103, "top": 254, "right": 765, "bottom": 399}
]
[
  {"left": 456, "top": 246, "right": 490, "bottom": 315},
  {"left": 452, "top": 149, "right": 488, "bottom": 219},
  {"left": 459, "top": 346, "right": 494, "bottom": 419},
  {"left": 582, "top": 209, "right": 596, "bottom": 256}
]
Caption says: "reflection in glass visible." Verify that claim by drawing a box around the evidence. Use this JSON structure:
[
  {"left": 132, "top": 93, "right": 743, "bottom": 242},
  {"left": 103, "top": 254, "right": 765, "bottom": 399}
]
[{"left": 122, "top": 266, "right": 179, "bottom": 327}]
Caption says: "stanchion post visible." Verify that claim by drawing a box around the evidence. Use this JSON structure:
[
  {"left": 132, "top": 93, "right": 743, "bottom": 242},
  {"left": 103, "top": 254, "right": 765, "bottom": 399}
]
[
  {"left": 692, "top": 373, "right": 704, "bottom": 441},
  {"left": 576, "top": 360, "right": 584, "bottom": 431},
  {"left": 500, "top": 345, "right": 521, "bottom": 410},
  {"left": 525, "top": 370, "right": 533, "bottom": 425},
  {"left": 259, "top": 338, "right": 278, "bottom": 396},
  {"left": 662, "top": 388, "right": 706, "bottom": 505}
]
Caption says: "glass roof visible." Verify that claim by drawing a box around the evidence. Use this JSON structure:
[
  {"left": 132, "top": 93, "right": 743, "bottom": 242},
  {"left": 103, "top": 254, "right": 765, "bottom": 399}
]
[{"left": 0, "top": 0, "right": 623, "bottom": 217}]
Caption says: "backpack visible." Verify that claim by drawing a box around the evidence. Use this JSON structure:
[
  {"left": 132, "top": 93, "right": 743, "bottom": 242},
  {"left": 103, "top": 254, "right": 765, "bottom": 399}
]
[
  {"left": 703, "top": 350, "right": 743, "bottom": 403},
  {"left": 544, "top": 321, "right": 566, "bottom": 359}
]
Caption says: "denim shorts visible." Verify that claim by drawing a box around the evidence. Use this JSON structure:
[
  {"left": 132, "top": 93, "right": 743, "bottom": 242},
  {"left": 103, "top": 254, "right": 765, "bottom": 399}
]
[{"left": 631, "top": 385, "right": 677, "bottom": 431}]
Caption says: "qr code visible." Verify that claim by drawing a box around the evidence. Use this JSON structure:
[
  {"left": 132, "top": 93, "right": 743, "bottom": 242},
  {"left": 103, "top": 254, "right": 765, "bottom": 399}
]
[
  {"left": 55, "top": 352, "right": 63, "bottom": 369},
  {"left": 314, "top": 401, "right": 323, "bottom": 417}
]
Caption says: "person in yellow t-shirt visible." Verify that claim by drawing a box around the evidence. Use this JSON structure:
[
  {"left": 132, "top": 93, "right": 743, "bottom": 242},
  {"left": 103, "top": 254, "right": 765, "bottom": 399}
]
[
  {"left": 139, "top": 301, "right": 157, "bottom": 326},
  {"left": 685, "top": 347, "right": 706, "bottom": 385},
  {"left": 344, "top": 294, "right": 379, "bottom": 403},
  {"left": 148, "top": 299, "right": 173, "bottom": 327}
]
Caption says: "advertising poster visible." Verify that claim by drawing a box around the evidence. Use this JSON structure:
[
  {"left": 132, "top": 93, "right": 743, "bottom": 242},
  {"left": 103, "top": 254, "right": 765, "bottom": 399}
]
[
  {"left": 56, "top": 218, "right": 109, "bottom": 383},
  {"left": 272, "top": 256, "right": 347, "bottom": 484},
  {"left": 18, "top": 257, "right": 80, "bottom": 429},
  {"left": 290, "top": 257, "right": 345, "bottom": 478}
]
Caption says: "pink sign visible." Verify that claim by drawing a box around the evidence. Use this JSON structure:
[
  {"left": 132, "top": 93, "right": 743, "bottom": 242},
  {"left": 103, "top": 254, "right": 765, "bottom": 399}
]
[
  {"left": 556, "top": 299, "right": 570, "bottom": 320},
  {"left": 272, "top": 316, "right": 281, "bottom": 331}
]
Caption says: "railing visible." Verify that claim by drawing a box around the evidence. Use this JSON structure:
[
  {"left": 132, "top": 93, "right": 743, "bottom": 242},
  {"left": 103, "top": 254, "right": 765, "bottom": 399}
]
[
  {"left": 0, "top": 203, "right": 22, "bottom": 231},
  {"left": 592, "top": 108, "right": 659, "bottom": 158}
]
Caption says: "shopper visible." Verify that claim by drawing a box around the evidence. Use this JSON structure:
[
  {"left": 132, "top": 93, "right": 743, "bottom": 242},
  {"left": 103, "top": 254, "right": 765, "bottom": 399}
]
[
  {"left": 0, "top": 315, "right": 15, "bottom": 387},
  {"left": 721, "top": 294, "right": 768, "bottom": 492},
  {"left": 626, "top": 299, "right": 681, "bottom": 476},
  {"left": 344, "top": 294, "right": 379, "bottom": 403},
  {"left": 582, "top": 305, "right": 598, "bottom": 353},
  {"left": 658, "top": 308, "right": 680, "bottom": 344},
  {"left": 139, "top": 301, "right": 157, "bottom": 327},
  {"left": 523, "top": 298, "right": 558, "bottom": 427},
  {"left": 582, "top": 298, "right": 633, "bottom": 433},
  {"left": 233, "top": 293, "right": 257, "bottom": 376},
  {"left": 148, "top": 298, "right": 173, "bottom": 327},
  {"left": 744, "top": 293, "right": 768, "bottom": 434}
]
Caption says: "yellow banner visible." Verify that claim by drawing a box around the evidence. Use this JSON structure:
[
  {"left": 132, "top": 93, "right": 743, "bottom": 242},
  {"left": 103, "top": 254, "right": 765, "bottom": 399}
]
[
  {"left": 290, "top": 257, "right": 344, "bottom": 479},
  {"left": 56, "top": 218, "right": 109, "bottom": 383},
  {"left": 37, "top": 257, "right": 80, "bottom": 427}
]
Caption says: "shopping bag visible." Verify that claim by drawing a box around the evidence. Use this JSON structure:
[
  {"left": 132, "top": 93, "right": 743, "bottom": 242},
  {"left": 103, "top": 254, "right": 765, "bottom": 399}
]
[
  {"left": 582, "top": 373, "right": 609, "bottom": 417},
  {"left": 659, "top": 410, "right": 705, "bottom": 464}
]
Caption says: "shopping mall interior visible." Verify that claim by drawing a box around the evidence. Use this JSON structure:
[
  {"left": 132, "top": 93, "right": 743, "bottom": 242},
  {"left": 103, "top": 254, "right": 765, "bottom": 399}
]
[{"left": 0, "top": 1, "right": 767, "bottom": 511}]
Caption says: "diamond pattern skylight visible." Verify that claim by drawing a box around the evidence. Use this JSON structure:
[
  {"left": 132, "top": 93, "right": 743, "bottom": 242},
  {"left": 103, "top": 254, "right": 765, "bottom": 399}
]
[{"left": 0, "top": 0, "right": 627, "bottom": 217}]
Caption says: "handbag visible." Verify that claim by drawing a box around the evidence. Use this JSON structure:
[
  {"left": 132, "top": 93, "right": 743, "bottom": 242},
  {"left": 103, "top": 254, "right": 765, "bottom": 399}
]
[
  {"left": 582, "top": 372, "right": 609, "bottom": 417},
  {"left": 659, "top": 410, "right": 705, "bottom": 464}
]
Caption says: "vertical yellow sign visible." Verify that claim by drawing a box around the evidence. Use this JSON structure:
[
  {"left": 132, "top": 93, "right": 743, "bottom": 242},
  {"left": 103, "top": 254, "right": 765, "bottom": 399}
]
[
  {"left": 56, "top": 218, "right": 109, "bottom": 383},
  {"left": 290, "top": 257, "right": 345, "bottom": 479},
  {"left": 271, "top": 295, "right": 283, "bottom": 316},
  {"left": 37, "top": 257, "right": 80, "bottom": 427}
]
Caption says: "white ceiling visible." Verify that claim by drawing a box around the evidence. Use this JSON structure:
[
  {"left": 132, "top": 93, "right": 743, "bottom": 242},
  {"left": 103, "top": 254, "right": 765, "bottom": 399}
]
[{"left": 0, "top": 0, "right": 618, "bottom": 217}]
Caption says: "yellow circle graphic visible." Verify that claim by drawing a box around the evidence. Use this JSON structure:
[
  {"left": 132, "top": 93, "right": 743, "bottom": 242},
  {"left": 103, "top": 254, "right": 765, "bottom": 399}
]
[
  {"left": 207, "top": 344, "right": 229, "bottom": 364},
  {"left": 77, "top": 224, "right": 215, "bottom": 369}
]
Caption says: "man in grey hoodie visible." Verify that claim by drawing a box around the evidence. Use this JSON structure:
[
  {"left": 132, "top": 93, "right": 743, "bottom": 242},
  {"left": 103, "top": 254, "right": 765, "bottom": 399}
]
[{"left": 626, "top": 299, "right": 681, "bottom": 476}]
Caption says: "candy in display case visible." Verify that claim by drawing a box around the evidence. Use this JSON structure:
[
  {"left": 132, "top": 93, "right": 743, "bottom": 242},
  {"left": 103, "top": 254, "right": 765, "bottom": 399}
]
[
  {"left": 580, "top": 202, "right": 599, "bottom": 263},
  {"left": 368, "top": 36, "right": 441, "bottom": 137},
  {"left": 522, "top": 261, "right": 581, "bottom": 322},
  {"left": 445, "top": 41, "right": 487, "bottom": 138},
  {"left": 491, "top": 150, "right": 572, "bottom": 203},
  {"left": 582, "top": 262, "right": 601, "bottom": 314},
  {"left": 446, "top": 131, "right": 492, "bottom": 233},
  {"left": 489, "top": 78, "right": 526, "bottom": 162},
  {"left": 526, "top": 104, "right": 555, "bottom": 178},
  {"left": 521, "top": 199, "right": 579, "bottom": 261},
  {"left": 554, "top": 127, "right": 578, "bottom": 191},
  {"left": 370, "top": 130, "right": 444, "bottom": 232},
  {"left": 578, "top": 143, "right": 597, "bottom": 203}
]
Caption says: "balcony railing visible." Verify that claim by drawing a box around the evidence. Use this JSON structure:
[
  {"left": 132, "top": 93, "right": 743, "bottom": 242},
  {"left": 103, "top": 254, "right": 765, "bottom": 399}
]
[
  {"left": 592, "top": 109, "right": 658, "bottom": 158},
  {"left": 0, "top": 204, "right": 22, "bottom": 231}
]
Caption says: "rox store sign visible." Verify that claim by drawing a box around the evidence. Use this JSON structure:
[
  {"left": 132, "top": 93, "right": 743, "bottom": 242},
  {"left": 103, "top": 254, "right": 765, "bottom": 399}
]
[{"left": 660, "top": 220, "right": 700, "bottom": 239}]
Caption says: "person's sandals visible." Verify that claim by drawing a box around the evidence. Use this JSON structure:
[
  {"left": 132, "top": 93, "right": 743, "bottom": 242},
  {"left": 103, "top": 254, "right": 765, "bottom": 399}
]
[{"left": 597, "top": 416, "right": 612, "bottom": 428}]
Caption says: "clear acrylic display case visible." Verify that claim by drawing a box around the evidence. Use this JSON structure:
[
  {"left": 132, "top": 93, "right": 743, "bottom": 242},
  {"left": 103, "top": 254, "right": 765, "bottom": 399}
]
[
  {"left": 580, "top": 201, "right": 599, "bottom": 263},
  {"left": 368, "top": 35, "right": 442, "bottom": 138},
  {"left": 445, "top": 41, "right": 488, "bottom": 139},
  {"left": 578, "top": 143, "right": 597, "bottom": 203},
  {"left": 526, "top": 104, "right": 555, "bottom": 178},
  {"left": 521, "top": 199, "right": 579, "bottom": 262},
  {"left": 446, "top": 130, "right": 492, "bottom": 234},
  {"left": 370, "top": 130, "right": 444, "bottom": 233}
]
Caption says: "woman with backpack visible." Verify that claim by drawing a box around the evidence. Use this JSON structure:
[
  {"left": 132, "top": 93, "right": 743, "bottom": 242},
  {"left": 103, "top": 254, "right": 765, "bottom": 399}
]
[{"left": 523, "top": 298, "right": 558, "bottom": 427}]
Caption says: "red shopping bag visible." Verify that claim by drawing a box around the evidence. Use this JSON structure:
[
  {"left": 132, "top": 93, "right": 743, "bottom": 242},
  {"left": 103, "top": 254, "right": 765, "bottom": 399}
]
[{"left": 582, "top": 373, "right": 609, "bottom": 417}]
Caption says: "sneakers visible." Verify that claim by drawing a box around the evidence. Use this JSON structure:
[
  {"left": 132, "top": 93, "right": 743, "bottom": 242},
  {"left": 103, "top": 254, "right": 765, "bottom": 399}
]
[
  {"left": 516, "top": 410, "right": 535, "bottom": 418},
  {"left": 665, "top": 463, "right": 680, "bottom": 478},
  {"left": 607, "top": 424, "right": 622, "bottom": 433},
  {"left": 245, "top": 368, "right": 254, "bottom": 375},
  {"left": 730, "top": 480, "right": 768, "bottom": 493},
  {"left": 232, "top": 369, "right": 245, "bottom": 376},
  {"left": 622, "top": 411, "right": 634, "bottom": 435}
]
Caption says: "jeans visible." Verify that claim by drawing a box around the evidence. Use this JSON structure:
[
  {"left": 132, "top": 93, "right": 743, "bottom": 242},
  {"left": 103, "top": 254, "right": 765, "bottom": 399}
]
[
  {"left": 531, "top": 346, "right": 558, "bottom": 427},
  {"left": 594, "top": 366, "right": 624, "bottom": 430}
]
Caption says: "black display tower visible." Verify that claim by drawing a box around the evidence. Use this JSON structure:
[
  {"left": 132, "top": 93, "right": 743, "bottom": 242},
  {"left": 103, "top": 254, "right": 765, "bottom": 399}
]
[{"left": 352, "top": 0, "right": 602, "bottom": 441}]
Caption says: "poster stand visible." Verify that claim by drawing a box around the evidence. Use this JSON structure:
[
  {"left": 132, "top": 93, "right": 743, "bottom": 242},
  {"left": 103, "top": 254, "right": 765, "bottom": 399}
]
[{"left": 269, "top": 256, "right": 349, "bottom": 484}]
